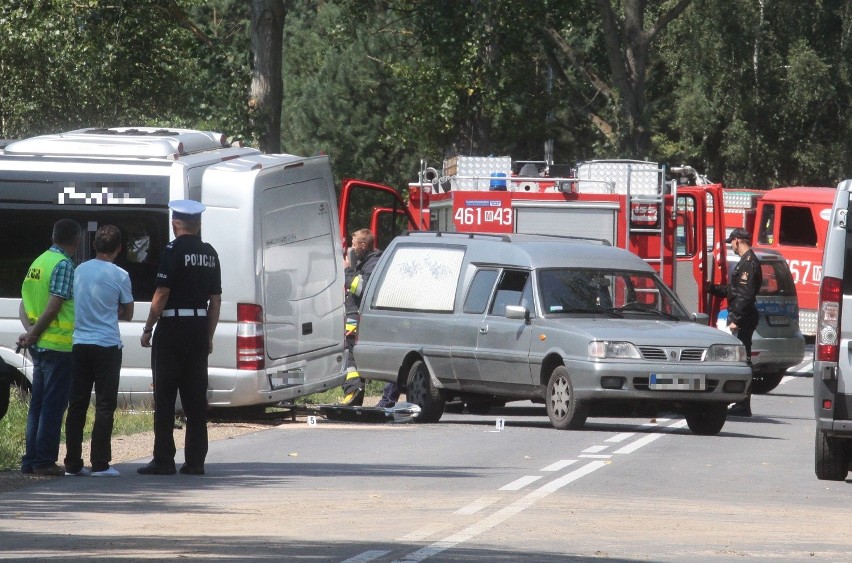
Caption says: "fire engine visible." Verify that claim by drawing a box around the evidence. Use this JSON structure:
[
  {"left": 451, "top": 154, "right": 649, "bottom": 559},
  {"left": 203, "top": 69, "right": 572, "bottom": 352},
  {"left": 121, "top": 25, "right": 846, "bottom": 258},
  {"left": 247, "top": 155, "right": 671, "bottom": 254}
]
[{"left": 340, "top": 156, "right": 731, "bottom": 324}]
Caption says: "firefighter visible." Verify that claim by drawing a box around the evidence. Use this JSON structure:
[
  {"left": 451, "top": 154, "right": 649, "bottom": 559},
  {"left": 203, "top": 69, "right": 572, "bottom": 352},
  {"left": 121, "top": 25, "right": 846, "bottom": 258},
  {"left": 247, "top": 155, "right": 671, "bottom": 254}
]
[
  {"left": 708, "top": 228, "right": 762, "bottom": 417},
  {"left": 339, "top": 229, "right": 382, "bottom": 406}
]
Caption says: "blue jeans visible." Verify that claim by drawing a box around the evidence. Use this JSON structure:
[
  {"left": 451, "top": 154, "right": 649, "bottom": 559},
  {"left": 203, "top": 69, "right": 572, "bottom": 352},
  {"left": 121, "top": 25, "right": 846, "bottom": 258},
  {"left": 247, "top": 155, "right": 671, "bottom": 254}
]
[{"left": 22, "top": 349, "right": 73, "bottom": 472}]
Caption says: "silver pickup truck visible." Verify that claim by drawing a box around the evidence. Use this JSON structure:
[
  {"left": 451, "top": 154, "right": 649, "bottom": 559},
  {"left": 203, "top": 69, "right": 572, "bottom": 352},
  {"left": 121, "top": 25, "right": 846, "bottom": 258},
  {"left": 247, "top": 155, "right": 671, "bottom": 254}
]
[{"left": 355, "top": 232, "right": 752, "bottom": 435}]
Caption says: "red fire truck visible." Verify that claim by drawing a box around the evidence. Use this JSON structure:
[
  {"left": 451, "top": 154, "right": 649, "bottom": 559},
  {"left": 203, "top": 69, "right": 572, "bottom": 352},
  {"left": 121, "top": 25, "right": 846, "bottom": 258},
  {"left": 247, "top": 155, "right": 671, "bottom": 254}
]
[{"left": 340, "top": 157, "right": 731, "bottom": 324}]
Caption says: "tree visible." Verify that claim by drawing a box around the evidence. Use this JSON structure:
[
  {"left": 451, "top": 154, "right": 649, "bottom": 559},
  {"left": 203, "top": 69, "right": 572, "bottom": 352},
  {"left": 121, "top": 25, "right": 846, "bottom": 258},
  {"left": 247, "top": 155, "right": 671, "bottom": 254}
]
[
  {"left": 249, "top": 0, "right": 285, "bottom": 153},
  {"left": 540, "top": 0, "right": 694, "bottom": 158}
]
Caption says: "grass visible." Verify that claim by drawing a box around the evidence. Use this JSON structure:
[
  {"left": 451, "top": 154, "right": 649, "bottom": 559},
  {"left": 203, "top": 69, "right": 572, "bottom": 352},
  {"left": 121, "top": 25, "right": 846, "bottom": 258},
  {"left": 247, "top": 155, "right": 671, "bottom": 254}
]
[
  {"left": 1, "top": 379, "right": 388, "bottom": 470},
  {"left": 296, "top": 380, "right": 387, "bottom": 405},
  {"left": 0, "top": 389, "right": 154, "bottom": 472}
]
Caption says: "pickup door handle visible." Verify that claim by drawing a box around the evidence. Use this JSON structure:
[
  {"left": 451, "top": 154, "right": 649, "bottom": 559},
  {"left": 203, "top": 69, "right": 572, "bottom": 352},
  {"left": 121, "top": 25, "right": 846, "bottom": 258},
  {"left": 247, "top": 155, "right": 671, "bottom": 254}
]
[{"left": 479, "top": 323, "right": 488, "bottom": 334}]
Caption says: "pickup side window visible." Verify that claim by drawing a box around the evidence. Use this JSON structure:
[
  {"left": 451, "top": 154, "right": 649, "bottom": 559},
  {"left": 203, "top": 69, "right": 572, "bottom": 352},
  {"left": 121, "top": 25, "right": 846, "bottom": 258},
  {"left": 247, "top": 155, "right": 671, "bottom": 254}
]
[
  {"left": 779, "top": 206, "right": 818, "bottom": 247},
  {"left": 489, "top": 269, "right": 530, "bottom": 316},
  {"left": 463, "top": 269, "right": 498, "bottom": 314}
]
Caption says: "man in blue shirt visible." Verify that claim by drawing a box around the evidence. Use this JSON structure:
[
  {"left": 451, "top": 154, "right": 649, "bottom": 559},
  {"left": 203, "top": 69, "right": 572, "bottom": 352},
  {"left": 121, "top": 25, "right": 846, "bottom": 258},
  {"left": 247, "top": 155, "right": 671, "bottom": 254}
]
[{"left": 64, "top": 225, "right": 134, "bottom": 477}]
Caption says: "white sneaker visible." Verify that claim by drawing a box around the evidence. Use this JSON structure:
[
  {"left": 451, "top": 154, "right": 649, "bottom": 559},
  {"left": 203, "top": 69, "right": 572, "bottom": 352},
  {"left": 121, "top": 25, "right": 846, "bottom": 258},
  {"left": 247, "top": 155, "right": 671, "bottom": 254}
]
[
  {"left": 65, "top": 468, "right": 91, "bottom": 476},
  {"left": 91, "top": 467, "right": 120, "bottom": 477}
]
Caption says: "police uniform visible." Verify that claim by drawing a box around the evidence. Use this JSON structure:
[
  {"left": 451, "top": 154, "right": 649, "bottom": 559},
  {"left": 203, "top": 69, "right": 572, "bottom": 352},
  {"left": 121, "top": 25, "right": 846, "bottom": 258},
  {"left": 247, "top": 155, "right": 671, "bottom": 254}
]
[
  {"left": 147, "top": 200, "right": 221, "bottom": 474},
  {"left": 708, "top": 228, "right": 762, "bottom": 416}
]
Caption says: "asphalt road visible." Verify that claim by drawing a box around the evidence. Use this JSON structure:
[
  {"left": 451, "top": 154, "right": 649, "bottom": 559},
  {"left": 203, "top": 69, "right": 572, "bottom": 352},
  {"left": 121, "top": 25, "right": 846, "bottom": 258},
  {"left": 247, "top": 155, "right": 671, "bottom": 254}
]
[{"left": 1, "top": 347, "right": 849, "bottom": 562}]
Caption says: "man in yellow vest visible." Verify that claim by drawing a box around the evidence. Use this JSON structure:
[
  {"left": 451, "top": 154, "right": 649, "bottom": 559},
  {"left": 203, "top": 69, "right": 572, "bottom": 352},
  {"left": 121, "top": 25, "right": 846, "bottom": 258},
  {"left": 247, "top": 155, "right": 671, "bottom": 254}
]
[{"left": 17, "top": 219, "right": 81, "bottom": 476}]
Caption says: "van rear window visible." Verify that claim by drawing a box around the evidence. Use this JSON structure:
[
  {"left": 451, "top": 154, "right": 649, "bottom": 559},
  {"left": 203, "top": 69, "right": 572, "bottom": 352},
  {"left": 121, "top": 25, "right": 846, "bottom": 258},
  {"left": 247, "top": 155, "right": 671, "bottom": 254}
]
[
  {"left": 758, "top": 261, "right": 797, "bottom": 296},
  {"left": 373, "top": 245, "right": 465, "bottom": 312}
]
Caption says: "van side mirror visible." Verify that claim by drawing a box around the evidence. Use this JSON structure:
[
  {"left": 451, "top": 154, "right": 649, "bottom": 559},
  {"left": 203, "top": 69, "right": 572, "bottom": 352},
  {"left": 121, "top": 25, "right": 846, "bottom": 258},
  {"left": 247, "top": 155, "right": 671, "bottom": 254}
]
[
  {"left": 691, "top": 312, "right": 710, "bottom": 324},
  {"left": 505, "top": 305, "right": 530, "bottom": 322}
]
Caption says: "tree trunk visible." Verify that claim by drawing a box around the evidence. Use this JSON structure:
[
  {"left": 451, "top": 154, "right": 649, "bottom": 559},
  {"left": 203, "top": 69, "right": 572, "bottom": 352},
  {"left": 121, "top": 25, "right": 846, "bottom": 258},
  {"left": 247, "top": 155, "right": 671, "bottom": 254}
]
[
  {"left": 596, "top": 0, "right": 692, "bottom": 157},
  {"left": 250, "top": 0, "right": 285, "bottom": 153}
]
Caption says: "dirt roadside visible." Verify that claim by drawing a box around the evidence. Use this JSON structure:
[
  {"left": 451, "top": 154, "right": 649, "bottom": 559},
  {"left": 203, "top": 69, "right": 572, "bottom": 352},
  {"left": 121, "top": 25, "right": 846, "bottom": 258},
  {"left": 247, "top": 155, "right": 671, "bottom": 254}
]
[{"left": 0, "top": 420, "right": 272, "bottom": 494}]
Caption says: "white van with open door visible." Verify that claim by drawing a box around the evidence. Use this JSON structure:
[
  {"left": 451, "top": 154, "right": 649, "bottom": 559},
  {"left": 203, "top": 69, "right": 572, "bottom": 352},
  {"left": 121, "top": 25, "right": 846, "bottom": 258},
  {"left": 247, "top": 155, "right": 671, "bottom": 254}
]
[{"left": 0, "top": 127, "right": 346, "bottom": 410}]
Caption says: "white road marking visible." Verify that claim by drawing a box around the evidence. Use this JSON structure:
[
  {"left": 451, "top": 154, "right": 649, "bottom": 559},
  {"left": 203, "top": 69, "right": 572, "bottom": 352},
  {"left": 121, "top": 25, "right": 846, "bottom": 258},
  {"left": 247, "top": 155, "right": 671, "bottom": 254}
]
[
  {"left": 582, "top": 445, "right": 609, "bottom": 453},
  {"left": 341, "top": 550, "right": 391, "bottom": 563},
  {"left": 399, "top": 523, "right": 449, "bottom": 542},
  {"left": 605, "top": 432, "right": 636, "bottom": 443},
  {"left": 394, "top": 462, "right": 607, "bottom": 562},
  {"left": 498, "top": 475, "right": 542, "bottom": 491},
  {"left": 579, "top": 454, "right": 612, "bottom": 459},
  {"left": 382, "top": 421, "right": 688, "bottom": 562},
  {"left": 540, "top": 459, "right": 577, "bottom": 472},
  {"left": 613, "top": 419, "right": 686, "bottom": 454},
  {"left": 454, "top": 497, "right": 497, "bottom": 515}
]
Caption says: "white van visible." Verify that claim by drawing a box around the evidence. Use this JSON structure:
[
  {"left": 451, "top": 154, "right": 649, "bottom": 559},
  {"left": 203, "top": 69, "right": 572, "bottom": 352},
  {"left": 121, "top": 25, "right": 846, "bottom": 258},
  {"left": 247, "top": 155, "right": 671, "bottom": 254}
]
[
  {"left": 0, "top": 127, "right": 346, "bottom": 409},
  {"left": 813, "top": 178, "right": 852, "bottom": 480}
]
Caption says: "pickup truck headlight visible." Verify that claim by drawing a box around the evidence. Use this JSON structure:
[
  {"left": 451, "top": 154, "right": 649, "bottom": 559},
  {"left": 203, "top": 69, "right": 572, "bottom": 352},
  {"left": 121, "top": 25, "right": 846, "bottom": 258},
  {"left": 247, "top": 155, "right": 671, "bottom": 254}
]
[
  {"left": 589, "top": 341, "right": 641, "bottom": 359},
  {"left": 706, "top": 343, "right": 747, "bottom": 362}
]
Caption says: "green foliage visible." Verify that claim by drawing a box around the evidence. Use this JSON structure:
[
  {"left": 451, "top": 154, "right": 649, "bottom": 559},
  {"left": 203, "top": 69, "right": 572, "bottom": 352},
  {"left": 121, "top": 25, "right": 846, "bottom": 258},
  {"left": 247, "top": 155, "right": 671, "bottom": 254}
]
[
  {"left": 0, "top": 390, "right": 154, "bottom": 472},
  {"left": 0, "top": 389, "right": 28, "bottom": 471},
  {"left": 1, "top": 0, "right": 849, "bottom": 189},
  {"left": 0, "top": 0, "right": 249, "bottom": 140}
]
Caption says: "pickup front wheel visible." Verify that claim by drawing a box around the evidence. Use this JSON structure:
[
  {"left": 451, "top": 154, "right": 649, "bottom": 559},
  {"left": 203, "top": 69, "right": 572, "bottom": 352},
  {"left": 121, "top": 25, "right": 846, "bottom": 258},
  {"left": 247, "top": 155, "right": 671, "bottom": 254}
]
[
  {"left": 685, "top": 404, "right": 727, "bottom": 435},
  {"left": 546, "top": 366, "right": 587, "bottom": 430},
  {"left": 407, "top": 360, "right": 445, "bottom": 423}
]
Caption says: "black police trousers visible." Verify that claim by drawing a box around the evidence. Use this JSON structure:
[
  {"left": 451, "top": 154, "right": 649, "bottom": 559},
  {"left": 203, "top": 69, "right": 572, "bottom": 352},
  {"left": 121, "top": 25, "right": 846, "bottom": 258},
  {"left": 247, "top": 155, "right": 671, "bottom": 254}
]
[{"left": 151, "top": 316, "right": 209, "bottom": 468}]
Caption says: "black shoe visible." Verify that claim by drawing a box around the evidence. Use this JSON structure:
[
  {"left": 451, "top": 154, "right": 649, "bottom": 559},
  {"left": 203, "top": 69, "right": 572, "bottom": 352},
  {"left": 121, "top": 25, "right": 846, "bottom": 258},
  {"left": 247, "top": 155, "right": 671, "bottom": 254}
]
[
  {"left": 728, "top": 402, "right": 752, "bottom": 417},
  {"left": 136, "top": 461, "right": 176, "bottom": 475},
  {"left": 32, "top": 463, "right": 65, "bottom": 476},
  {"left": 179, "top": 464, "right": 205, "bottom": 475}
]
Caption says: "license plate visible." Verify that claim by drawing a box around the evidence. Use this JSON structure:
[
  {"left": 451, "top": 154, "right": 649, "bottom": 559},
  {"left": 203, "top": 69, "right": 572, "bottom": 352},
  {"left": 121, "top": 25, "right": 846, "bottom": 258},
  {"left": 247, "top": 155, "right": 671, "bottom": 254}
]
[
  {"left": 649, "top": 373, "right": 706, "bottom": 391},
  {"left": 767, "top": 315, "right": 791, "bottom": 326}
]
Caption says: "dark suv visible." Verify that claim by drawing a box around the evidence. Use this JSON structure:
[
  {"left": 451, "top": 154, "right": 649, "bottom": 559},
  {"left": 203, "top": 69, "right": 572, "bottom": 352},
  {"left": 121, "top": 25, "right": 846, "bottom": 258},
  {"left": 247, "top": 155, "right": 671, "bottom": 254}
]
[{"left": 721, "top": 249, "right": 805, "bottom": 394}]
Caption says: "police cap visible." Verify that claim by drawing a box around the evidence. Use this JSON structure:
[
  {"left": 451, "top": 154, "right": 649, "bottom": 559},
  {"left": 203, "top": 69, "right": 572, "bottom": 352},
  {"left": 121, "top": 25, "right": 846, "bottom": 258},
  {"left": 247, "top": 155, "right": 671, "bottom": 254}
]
[
  {"left": 725, "top": 227, "right": 751, "bottom": 243},
  {"left": 169, "top": 199, "right": 206, "bottom": 221}
]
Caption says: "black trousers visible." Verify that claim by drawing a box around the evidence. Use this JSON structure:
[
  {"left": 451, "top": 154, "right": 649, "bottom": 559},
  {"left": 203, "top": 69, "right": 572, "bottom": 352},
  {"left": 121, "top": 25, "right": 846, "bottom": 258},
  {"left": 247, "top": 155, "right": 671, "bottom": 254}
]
[
  {"left": 151, "top": 316, "right": 209, "bottom": 468},
  {"left": 65, "top": 344, "right": 122, "bottom": 473}
]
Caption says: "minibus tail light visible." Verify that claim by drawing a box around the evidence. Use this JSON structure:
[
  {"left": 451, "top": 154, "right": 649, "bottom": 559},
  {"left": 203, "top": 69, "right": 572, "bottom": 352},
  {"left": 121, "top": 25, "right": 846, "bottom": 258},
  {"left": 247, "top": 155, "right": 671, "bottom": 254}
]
[
  {"left": 237, "top": 303, "right": 265, "bottom": 370},
  {"left": 816, "top": 277, "right": 841, "bottom": 362}
]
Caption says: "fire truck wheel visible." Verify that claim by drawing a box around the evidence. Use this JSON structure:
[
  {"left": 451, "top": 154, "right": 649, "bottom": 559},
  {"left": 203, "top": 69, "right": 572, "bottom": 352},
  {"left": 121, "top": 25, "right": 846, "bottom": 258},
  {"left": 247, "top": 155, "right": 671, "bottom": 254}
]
[
  {"left": 546, "top": 366, "right": 587, "bottom": 430},
  {"left": 814, "top": 427, "right": 850, "bottom": 481},
  {"left": 750, "top": 373, "right": 785, "bottom": 394},
  {"left": 685, "top": 404, "right": 727, "bottom": 435},
  {"left": 407, "top": 360, "right": 445, "bottom": 423}
]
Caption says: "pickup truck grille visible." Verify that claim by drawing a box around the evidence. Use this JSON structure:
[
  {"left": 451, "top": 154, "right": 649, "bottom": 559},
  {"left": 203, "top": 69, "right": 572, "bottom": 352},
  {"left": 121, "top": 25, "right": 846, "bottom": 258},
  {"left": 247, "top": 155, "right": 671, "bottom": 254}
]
[{"left": 638, "top": 347, "right": 706, "bottom": 361}]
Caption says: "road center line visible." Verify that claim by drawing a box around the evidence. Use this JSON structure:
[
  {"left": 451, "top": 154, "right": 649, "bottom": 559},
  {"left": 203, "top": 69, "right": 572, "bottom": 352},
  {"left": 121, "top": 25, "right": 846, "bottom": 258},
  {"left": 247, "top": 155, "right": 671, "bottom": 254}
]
[
  {"left": 499, "top": 475, "right": 542, "bottom": 491},
  {"left": 341, "top": 550, "right": 391, "bottom": 563},
  {"left": 540, "top": 459, "right": 577, "bottom": 472},
  {"left": 399, "top": 523, "right": 450, "bottom": 542},
  {"left": 582, "top": 445, "right": 609, "bottom": 453},
  {"left": 394, "top": 461, "right": 607, "bottom": 562},
  {"left": 613, "top": 419, "right": 686, "bottom": 454},
  {"left": 605, "top": 432, "right": 636, "bottom": 443},
  {"left": 454, "top": 496, "right": 497, "bottom": 515}
]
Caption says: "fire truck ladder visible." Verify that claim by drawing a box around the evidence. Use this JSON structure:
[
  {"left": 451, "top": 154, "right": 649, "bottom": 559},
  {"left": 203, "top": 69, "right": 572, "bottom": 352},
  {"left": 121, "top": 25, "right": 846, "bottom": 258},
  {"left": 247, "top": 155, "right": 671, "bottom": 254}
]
[{"left": 624, "top": 164, "right": 667, "bottom": 281}]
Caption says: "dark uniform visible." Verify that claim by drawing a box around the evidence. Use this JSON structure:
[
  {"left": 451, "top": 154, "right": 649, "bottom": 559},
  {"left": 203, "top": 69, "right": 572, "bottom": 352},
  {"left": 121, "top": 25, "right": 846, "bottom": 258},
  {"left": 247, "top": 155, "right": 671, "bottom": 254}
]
[
  {"left": 340, "top": 248, "right": 382, "bottom": 405},
  {"left": 710, "top": 247, "right": 762, "bottom": 356},
  {"left": 151, "top": 223, "right": 221, "bottom": 471},
  {"left": 709, "top": 228, "right": 762, "bottom": 416}
]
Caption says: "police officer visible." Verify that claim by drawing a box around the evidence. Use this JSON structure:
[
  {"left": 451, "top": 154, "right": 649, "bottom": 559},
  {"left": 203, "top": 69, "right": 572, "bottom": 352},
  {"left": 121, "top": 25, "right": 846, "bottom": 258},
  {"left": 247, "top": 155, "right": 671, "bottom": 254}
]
[
  {"left": 138, "top": 200, "right": 221, "bottom": 475},
  {"left": 708, "top": 227, "right": 762, "bottom": 417},
  {"left": 339, "top": 229, "right": 382, "bottom": 406}
]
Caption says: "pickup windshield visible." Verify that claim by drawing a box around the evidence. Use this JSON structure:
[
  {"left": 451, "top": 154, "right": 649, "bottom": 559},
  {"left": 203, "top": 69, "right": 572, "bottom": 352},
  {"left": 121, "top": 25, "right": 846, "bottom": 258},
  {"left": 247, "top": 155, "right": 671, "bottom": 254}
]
[{"left": 538, "top": 268, "right": 690, "bottom": 320}]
